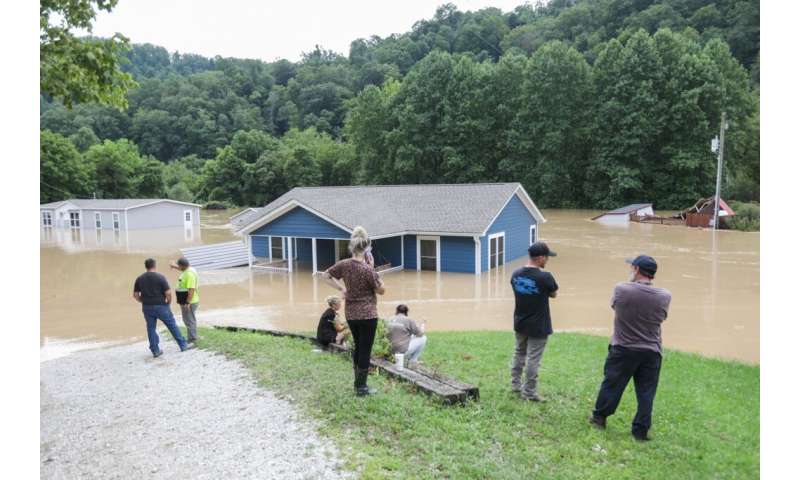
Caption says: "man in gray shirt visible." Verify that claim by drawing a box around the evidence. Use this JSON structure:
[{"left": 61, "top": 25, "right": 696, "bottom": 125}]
[
  {"left": 386, "top": 305, "right": 427, "bottom": 364},
  {"left": 589, "top": 255, "right": 672, "bottom": 441}
]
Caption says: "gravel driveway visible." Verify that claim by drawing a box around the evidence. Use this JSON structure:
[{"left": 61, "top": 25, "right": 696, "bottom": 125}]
[{"left": 41, "top": 341, "right": 351, "bottom": 479}]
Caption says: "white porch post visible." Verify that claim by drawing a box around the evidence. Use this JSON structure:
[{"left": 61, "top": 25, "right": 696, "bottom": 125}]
[
  {"left": 247, "top": 235, "right": 253, "bottom": 268},
  {"left": 474, "top": 236, "right": 481, "bottom": 275},
  {"left": 287, "top": 236, "right": 293, "bottom": 272},
  {"left": 312, "top": 237, "right": 318, "bottom": 274},
  {"left": 400, "top": 235, "right": 405, "bottom": 269}
]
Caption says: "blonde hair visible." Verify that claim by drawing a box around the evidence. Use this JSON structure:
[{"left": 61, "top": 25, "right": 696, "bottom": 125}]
[
  {"left": 349, "top": 225, "right": 370, "bottom": 255},
  {"left": 325, "top": 295, "right": 341, "bottom": 307}
]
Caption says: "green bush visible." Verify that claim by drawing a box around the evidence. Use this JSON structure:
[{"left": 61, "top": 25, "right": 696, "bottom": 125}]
[
  {"left": 726, "top": 201, "right": 760, "bottom": 231},
  {"left": 371, "top": 318, "right": 393, "bottom": 360}
]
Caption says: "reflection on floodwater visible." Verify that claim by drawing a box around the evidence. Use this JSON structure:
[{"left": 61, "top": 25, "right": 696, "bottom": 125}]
[
  {"left": 41, "top": 209, "right": 759, "bottom": 364},
  {"left": 41, "top": 224, "right": 202, "bottom": 254}
]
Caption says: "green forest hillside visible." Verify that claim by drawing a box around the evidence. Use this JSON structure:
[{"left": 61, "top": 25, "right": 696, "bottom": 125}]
[{"left": 40, "top": 1, "right": 760, "bottom": 209}]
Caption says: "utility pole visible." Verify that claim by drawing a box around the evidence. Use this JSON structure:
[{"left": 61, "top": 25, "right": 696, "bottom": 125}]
[{"left": 713, "top": 111, "right": 727, "bottom": 230}]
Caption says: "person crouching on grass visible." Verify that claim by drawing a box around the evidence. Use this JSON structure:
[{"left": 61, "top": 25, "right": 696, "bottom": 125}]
[
  {"left": 589, "top": 255, "right": 672, "bottom": 442},
  {"left": 316, "top": 295, "right": 350, "bottom": 348},
  {"left": 321, "top": 226, "right": 385, "bottom": 397},
  {"left": 386, "top": 304, "right": 427, "bottom": 365}
]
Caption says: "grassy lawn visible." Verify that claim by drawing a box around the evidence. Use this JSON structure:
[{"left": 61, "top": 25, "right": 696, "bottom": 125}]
[{"left": 198, "top": 328, "right": 759, "bottom": 479}]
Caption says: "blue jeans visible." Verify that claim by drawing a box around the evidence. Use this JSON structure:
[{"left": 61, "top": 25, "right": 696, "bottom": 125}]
[
  {"left": 406, "top": 335, "right": 427, "bottom": 362},
  {"left": 142, "top": 304, "right": 187, "bottom": 354}
]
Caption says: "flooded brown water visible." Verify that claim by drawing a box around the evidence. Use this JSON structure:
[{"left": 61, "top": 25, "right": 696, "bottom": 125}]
[{"left": 40, "top": 209, "right": 759, "bottom": 363}]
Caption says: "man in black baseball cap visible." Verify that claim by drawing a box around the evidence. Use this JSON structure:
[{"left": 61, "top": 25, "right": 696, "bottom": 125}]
[
  {"left": 509, "top": 242, "right": 559, "bottom": 402},
  {"left": 589, "top": 254, "right": 672, "bottom": 441}
]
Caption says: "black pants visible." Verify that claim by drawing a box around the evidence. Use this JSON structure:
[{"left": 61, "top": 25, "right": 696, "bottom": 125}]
[
  {"left": 347, "top": 318, "right": 378, "bottom": 370},
  {"left": 593, "top": 345, "right": 662, "bottom": 436}
]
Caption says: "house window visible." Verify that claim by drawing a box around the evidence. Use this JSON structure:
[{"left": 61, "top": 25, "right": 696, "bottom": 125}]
[
  {"left": 530, "top": 225, "right": 537, "bottom": 245},
  {"left": 94, "top": 212, "right": 102, "bottom": 229},
  {"left": 42, "top": 211, "right": 53, "bottom": 227},
  {"left": 271, "top": 237, "right": 284, "bottom": 260},
  {"left": 489, "top": 232, "right": 505, "bottom": 269},
  {"left": 184, "top": 210, "right": 192, "bottom": 222},
  {"left": 112, "top": 212, "right": 120, "bottom": 231},
  {"left": 69, "top": 211, "right": 81, "bottom": 228},
  {"left": 417, "top": 236, "right": 440, "bottom": 272}
]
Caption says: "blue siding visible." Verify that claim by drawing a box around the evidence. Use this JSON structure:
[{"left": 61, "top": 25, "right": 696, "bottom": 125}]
[
  {"left": 441, "top": 236, "right": 475, "bottom": 273},
  {"left": 373, "top": 236, "right": 402, "bottom": 267},
  {"left": 252, "top": 236, "right": 268, "bottom": 257},
  {"left": 481, "top": 194, "right": 537, "bottom": 271},
  {"left": 251, "top": 206, "right": 350, "bottom": 239},
  {"left": 403, "top": 235, "right": 417, "bottom": 270}
]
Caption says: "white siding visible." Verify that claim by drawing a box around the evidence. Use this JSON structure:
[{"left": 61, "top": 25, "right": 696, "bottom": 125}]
[{"left": 126, "top": 202, "right": 200, "bottom": 230}]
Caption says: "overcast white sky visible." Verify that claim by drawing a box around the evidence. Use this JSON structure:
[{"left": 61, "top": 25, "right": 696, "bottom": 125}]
[{"left": 87, "top": 0, "right": 526, "bottom": 62}]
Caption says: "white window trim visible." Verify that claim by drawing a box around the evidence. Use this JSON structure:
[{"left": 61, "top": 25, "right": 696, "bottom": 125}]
[
  {"left": 488, "top": 231, "right": 506, "bottom": 270},
  {"left": 416, "top": 235, "right": 441, "bottom": 272},
  {"left": 112, "top": 212, "right": 121, "bottom": 231},
  {"left": 94, "top": 211, "right": 102, "bottom": 229},
  {"left": 69, "top": 211, "right": 81, "bottom": 229},
  {"left": 42, "top": 211, "right": 53, "bottom": 227},
  {"left": 268, "top": 236, "right": 285, "bottom": 261},
  {"left": 183, "top": 209, "right": 193, "bottom": 225},
  {"left": 529, "top": 224, "right": 537, "bottom": 245}
]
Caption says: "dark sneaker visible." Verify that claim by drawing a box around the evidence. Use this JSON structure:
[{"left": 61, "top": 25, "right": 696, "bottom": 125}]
[
  {"left": 153, "top": 350, "right": 163, "bottom": 358},
  {"left": 633, "top": 432, "right": 650, "bottom": 442},
  {"left": 356, "top": 386, "right": 377, "bottom": 397},
  {"left": 589, "top": 415, "right": 607, "bottom": 429},
  {"left": 521, "top": 393, "right": 547, "bottom": 402},
  {"left": 181, "top": 344, "right": 196, "bottom": 352}
]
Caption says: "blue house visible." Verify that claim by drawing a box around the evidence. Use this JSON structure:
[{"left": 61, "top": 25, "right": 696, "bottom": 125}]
[{"left": 234, "top": 183, "right": 546, "bottom": 275}]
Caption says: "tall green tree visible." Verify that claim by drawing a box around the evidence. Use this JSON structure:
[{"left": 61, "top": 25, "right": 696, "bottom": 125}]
[
  {"left": 136, "top": 157, "right": 166, "bottom": 197},
  {"left": 84, "top": 139, "right": 144, "bottom": 198},
  {"left": 40, "top": 130, "right": 94, "bottom": 202},
  {"left": 344, "top": 81, "right": 400, "bottom": 184},
  {"left": 507, "top": 42, "right": 593, "bottom": 207},
  {"left": 40, "top": 0, "right": 137, "bottom": 108},
  {"left": 200, "top": 130, "right": 279, "bottom": 205}
]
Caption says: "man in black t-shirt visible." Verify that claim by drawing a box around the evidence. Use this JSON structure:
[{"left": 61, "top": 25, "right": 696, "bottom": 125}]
[
  {"left": 133, "top": 258, "right": 192, "bottom": 357},
  {"left": 510, "top": 242, "right": 559, "bottom": 402}
]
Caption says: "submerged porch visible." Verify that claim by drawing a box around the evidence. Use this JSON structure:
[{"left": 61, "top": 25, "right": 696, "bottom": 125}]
[{"left": 246, "top": 234, "right": 407, "bottom": 275}]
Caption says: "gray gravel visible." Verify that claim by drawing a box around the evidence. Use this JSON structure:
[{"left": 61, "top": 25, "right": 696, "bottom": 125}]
[{"left": 40, "top": 341, "right": 351, "bottom": 479}]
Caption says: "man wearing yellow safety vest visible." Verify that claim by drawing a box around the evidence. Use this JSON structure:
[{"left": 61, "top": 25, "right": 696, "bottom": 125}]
[{"left": 170, "top": 257, "right": 200, "bottom": 344}]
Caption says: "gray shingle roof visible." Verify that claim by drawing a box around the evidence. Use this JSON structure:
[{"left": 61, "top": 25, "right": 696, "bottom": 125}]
[
  {"left": 236, "top": 183, "right": 543, "bottom": 237},
  {"left": 39, "top": 199, "right": 200, "bottom": 210},
  {"left": 604, "top": 203, "right": 653, "bottom": 215}
]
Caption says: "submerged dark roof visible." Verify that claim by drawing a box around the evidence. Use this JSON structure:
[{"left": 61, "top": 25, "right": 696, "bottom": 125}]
[{"left": 236, "top": 183, "right": 544, "bottom": 237}]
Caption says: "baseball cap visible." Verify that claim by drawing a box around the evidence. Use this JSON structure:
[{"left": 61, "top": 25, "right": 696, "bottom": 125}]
[
  {"left": 625, "top": 255, "right": 657, "bottom": 277},
  {"left": 528, "top": 242, "right": 557, "bottom": 258}
]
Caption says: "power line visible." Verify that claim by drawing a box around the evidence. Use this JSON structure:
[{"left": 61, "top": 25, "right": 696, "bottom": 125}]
[
  {"left": 40, "top": 180, "right": 98, "bottom": 200},
  {"left": 40, "top": 180, "right": 73, "bottom": 197}
]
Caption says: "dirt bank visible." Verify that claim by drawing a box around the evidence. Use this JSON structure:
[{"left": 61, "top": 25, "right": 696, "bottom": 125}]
[{"left": 40, "top": 341, "right": 350, "bottom": 479}]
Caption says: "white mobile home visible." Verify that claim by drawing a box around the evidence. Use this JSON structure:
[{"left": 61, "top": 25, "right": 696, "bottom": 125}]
[{"left": 40, "top": 199, "right": 201, "bottom": 231}]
